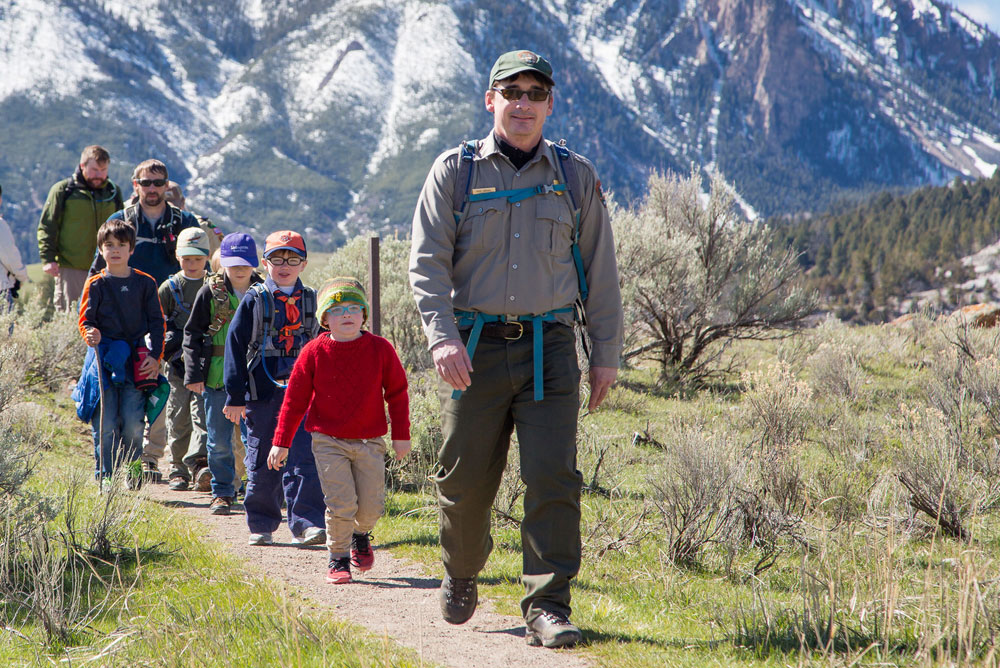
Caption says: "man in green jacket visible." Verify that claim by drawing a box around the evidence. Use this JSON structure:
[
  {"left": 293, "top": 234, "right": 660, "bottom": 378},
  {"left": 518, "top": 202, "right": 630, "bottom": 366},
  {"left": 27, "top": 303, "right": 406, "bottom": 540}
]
[{"left": 37, "top": 145, "right": 123, "bottom": 312}]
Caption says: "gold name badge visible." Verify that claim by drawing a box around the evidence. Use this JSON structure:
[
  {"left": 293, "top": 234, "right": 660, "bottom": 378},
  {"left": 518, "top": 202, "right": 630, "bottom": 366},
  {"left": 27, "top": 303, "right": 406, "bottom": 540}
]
[{"left": 471, "top": 187, "right": 496, "bottom": 195}]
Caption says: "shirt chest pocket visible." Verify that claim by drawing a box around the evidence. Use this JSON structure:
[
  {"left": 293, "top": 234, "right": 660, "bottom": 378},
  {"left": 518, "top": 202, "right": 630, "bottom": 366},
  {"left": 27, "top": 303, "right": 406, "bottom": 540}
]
[
  {"left": 534, "top": 197, "right": 574, "bottom": 257},
  {"left": 458, "top": 200, "right": 506, "bottom": 251}
]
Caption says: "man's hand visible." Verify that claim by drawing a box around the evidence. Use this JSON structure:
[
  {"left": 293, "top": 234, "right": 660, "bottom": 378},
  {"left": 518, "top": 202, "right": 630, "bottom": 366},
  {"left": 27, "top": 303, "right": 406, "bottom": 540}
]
[
  {"left": 267, "top": 445, "right": 287, "bottom": 470},
  {"left": 186, "top": 382, "right": 205, "bottom": 394},
  {"left": 391, "top": 439, "right": 411, "bottom": 461},
  {"left": 432, "top": 339, "right": 473, "bottom": 391},
  {"left": 138, "top": 355, "right": 158, "bottom": 378},
  {"left": 84, "top": 326, "right": 101, "bottom": 347},
  {"left": 42, "top": 262, "right": 59, "bottom": 277},
  {"left": 223, "top": 405, "right": 245, "bottom": 423},
  {"left": 587, "top": 366, "right": 618, "bottom": 412}
]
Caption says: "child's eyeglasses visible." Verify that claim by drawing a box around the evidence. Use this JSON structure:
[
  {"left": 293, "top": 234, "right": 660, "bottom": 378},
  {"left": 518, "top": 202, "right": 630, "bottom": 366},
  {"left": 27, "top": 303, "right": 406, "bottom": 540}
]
[
  {"left": 327, "top": 304, "right": 363, "bottom": 316},
  {"left": 266, "top": 256, "right": 304, "bottom": 266},
  {"left": 136, "top": 178, "right": 167, "bottom": 187},
  {"left": 491, "top": 87, "right": 551, "bottom": 102}
]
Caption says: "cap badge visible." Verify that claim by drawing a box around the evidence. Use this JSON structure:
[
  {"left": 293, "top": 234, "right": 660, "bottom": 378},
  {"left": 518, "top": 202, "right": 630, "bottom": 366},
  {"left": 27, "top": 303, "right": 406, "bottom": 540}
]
[{"left": 517, "top": 51, "right": 538, "bottom": 64}]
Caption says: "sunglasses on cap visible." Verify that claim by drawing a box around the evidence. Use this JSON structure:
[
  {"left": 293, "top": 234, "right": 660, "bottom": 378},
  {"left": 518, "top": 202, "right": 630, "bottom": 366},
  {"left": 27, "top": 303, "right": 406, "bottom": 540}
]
[
  {"left": 491, "top": 87, "right": 551, "bottom": 102},
  {"left": 266, "top": 256, "right": 304, "bottom": 266},
  {"left": 136, "top": 178, "right": 167, "bottom": 187}
]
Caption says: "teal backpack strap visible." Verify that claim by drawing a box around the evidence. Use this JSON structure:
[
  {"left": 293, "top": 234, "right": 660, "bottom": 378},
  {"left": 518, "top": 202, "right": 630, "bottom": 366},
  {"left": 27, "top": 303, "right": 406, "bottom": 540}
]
[
  {"left": 452, "top": 140, "right": 478, "bottom": 223},
  {"left": 553, "top": 142, "right": 589, "bottom": 303}
]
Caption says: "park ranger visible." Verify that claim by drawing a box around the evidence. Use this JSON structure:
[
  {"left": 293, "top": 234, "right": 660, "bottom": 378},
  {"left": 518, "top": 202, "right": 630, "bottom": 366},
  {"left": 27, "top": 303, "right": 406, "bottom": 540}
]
[{"left": 409, "top": 49, "right": 623, "bottom": 649}]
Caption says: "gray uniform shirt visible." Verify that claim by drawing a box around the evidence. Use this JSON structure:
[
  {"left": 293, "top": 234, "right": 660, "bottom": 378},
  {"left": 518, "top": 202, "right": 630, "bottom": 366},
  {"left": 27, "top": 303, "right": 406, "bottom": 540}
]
[{"left": 409, "top": 134, "right": 624, "bottom": 368}]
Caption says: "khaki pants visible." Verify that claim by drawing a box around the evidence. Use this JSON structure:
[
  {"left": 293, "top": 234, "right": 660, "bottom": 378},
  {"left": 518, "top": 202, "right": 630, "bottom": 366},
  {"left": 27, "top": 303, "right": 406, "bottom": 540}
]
[
  {"left": 165, "top": 367, "right": 208, "bottom": 479},
  {"left": 311, "top": 433, "right": 386, "bottom": 556},
  {"left": 434, "top": 324, "right": 582, "bottom": 623},
  {"left": 55, "top": 267, "right": 89, "bottom": 313}
]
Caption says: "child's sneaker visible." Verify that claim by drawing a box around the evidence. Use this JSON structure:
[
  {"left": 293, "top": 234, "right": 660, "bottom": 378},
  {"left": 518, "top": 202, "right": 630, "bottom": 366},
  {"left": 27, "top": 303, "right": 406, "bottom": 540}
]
[
  {"left": 142, "top": 460, "right": 162, "bottom": 483},
  {"left": 248, "top": 532, "right": 273, "bottom": 546},
  {"left": 293, "top": 526, "right": 325, "bottom": 547},
  {"left": 351, "top": 532, "right": 374, "bottom": 571},
  {"left": 326, "top": 556, "right": 352, "bottom": 584}
]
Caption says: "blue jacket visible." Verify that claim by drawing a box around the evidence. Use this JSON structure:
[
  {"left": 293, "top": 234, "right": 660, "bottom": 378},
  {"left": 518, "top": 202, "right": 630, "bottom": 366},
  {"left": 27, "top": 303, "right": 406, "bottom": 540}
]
[
  {"left": 72, "top": 340, "right": 133, "bottom": 422},
  {"left": 90, "top": 202, "right": 200, "bottom": 286},
  {"left": 224, "top": 276, "right": 317, "bottom": 407}
]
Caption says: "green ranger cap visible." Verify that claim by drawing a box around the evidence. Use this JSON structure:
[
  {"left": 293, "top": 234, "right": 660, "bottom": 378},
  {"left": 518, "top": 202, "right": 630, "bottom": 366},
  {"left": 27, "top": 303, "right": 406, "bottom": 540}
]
[{"left": 489, "top": 50, "right": 555, "bottom": 88}]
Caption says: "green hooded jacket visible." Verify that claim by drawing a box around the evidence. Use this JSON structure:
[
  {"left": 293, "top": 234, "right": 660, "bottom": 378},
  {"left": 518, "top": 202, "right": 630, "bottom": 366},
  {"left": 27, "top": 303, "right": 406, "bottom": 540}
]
[{"left": 37, "top": 171, "right": 123, "bottom": 270}]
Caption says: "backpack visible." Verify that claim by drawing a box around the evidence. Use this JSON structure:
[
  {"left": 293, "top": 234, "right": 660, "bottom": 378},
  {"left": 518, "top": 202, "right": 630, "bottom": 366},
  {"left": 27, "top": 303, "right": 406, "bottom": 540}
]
[
  {"left": 54, "top": 177, "right": 123, "bottom": 227},
  {"left": 206, "top": 273, "right": 236, "bottom": 336},
  {"left": 452, "top": 139, "right": 589, "bottom": 302},
  {"left": 123, "top": 201, "right": 186, "bottom": 262},
  {"left": 165, "top": 275, "right": 192, "bottom": 324},
  {"left": 244, "top": 282, "right": 319, "bottom": 399}
]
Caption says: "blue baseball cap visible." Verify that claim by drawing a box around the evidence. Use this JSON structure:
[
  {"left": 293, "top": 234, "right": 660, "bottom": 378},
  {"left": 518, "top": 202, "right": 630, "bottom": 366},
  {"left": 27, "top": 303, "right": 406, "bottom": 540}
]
[{"left": 219, "top": 232, "right": 259, "bottom": 267}]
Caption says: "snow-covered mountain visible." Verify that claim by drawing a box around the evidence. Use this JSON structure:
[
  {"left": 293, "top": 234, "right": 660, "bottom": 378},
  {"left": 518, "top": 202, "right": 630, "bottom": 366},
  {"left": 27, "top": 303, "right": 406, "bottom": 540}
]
[{"left": 2, "top": 0, "right": 1000, "bottom": 259}]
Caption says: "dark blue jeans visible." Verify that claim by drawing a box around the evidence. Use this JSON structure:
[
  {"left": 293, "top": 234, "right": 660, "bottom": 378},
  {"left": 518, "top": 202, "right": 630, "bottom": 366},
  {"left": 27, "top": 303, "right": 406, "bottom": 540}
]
[
  {"left": 91, "top": 376, "right": 146, "bottom": 479},
  {"left": 243, "top": 389, "right": 325, "bottom": 536}
]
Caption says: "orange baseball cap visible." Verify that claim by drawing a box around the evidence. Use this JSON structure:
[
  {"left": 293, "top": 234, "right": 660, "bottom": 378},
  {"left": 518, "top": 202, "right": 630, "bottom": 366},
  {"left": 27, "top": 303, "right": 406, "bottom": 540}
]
[{"left": 263, "top": 230, "right": 307, "bottom": 258}]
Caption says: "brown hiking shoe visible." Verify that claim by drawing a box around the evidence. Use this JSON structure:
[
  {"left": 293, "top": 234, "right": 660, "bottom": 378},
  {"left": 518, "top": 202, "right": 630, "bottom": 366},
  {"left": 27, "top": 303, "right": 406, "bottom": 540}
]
[
  {"left": 209, "top": 496, "right": 233, "bottom": 516},
  {"left": 194, "top": 466, "right": 212, "bottom": 492},
  {"left": 168, "top": 475, "right": 189, "bottom": 491}
]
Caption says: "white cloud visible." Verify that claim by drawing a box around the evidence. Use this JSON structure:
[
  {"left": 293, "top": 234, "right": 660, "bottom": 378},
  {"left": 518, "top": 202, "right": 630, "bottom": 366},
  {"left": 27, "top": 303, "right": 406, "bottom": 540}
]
[{"left": 952, "top": 1, "right": 1000, "bottom": 30}]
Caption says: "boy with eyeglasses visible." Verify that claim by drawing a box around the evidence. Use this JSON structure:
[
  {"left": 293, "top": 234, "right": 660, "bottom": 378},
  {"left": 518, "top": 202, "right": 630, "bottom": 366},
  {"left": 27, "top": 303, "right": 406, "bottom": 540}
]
[
  {"left": 269, "top": 277, "right": 410, "bottom": 584},
  {"left": 222, "top": 230, "right": 326, "bottom": 547}
]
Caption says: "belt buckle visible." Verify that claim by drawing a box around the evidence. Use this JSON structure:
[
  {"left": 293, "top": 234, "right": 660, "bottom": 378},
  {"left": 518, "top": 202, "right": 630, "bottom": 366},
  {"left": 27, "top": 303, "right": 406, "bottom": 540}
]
[{"left": 502, "top": 317, "right": 524, "bottom": 341}]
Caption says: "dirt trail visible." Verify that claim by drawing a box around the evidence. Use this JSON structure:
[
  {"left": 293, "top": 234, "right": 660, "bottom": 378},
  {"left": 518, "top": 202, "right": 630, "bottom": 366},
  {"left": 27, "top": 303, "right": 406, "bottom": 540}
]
[{"left": 141, "top": 475, "right": 591, "bottom": 668}]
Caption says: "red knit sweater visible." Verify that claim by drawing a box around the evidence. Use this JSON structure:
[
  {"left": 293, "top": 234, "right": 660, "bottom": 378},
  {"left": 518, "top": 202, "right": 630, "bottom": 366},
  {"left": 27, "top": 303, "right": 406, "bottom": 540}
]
[{"left": 273, "top": 331, "right": 410, "bottom": 447}]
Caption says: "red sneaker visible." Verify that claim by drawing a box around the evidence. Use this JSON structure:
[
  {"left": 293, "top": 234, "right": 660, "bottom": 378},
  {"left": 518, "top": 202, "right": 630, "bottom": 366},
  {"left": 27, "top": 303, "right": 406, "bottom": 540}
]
[
  {"left": 351, "top": 532, "right": 374, "bottom": 571},
  {"left": 326, "top": 556, "right": 352, "bottom": 584}
]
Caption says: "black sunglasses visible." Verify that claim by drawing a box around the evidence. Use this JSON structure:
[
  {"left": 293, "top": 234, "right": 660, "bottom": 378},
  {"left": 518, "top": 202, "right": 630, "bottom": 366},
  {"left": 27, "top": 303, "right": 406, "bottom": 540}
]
[
  {"left": 491, "top": 87, "right": 551, "bottom": 102},
  {"left": 136, "top": 178, "right": 167, "bottom": 187}
]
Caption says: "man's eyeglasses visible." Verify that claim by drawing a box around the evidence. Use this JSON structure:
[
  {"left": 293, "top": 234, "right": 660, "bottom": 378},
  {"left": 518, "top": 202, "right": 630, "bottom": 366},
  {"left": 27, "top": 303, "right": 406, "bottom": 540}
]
[
  {"left": 136, "top": 178, "right": 167, "bottom": 187},
  {"left": 265, "top": 256, "right": 304, "bottom": 266},
  {"left": 327, "top": 304, "right": 363, "bottom": 317},
  {"left": 491, "top": 87, "right": 551, "bottom": 102}
]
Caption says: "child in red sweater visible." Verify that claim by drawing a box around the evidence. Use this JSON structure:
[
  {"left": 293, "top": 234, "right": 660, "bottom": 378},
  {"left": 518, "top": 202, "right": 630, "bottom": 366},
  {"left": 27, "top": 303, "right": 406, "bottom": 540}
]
[{"left": 269, "top": 277, "right": 410, "bottom": 583}]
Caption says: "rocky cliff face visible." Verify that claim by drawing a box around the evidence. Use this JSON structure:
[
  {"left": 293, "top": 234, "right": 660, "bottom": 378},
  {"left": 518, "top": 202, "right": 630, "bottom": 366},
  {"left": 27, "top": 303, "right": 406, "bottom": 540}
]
[{"left": 1, "top": 0, "right": 999, "bottom": 259}]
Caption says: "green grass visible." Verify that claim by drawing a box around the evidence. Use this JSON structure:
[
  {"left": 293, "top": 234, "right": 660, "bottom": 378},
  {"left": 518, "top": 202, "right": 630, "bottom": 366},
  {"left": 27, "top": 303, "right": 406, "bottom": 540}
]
[{"left": 0, "top": 390, "right": 432, "bottom": 668}]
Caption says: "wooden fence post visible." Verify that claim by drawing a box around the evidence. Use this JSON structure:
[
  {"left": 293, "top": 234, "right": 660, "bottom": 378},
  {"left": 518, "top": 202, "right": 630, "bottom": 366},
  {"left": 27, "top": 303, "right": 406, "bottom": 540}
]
[{"left": 368, "top": 234, "right": 381, "bottom": 336}]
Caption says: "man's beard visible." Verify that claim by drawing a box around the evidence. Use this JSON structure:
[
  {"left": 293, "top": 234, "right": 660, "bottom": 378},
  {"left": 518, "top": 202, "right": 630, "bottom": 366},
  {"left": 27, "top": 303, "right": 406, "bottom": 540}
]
[
  {"left": 141, "top": 193, "right": 162, "bottom": 207},
  {"left": 86, "top": 177, "right": 104, "bottom": 189}
]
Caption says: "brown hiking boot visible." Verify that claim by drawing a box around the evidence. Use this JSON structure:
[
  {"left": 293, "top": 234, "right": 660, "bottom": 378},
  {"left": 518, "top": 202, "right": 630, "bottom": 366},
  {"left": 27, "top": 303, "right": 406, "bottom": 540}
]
[
  {"left": 209, "top": 496, "right": 233, "bottom": 516},
  {"left": 194, "top": 465, "right": 212, "bottom": 492},
  {"left": 168, "top": 475, "right": 189, "bottom": 491}
]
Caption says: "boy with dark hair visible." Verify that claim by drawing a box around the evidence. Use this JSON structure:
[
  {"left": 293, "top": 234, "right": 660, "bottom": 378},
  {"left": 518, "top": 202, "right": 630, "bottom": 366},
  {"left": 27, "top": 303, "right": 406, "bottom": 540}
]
[
  {"left": 184, "top": 232, "right": 263, "bottom": 515},
  {"left": 270, "top": 277, "right": 411, "bottom": 584},
  {"left": 159, "top": 227, "right": 212, "bottom": 492},
  {"left": 223, "top": 230, "right": 325, "bottom": 546},
  {"left": 78, "top": 218, "right": 165, "bottom": 484}
]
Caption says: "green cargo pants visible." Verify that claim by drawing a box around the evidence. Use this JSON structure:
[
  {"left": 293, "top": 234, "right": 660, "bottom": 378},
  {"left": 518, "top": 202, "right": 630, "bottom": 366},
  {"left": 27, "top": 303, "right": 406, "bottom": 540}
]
[{"left": 434, "top": 323, "right": 582, "bottom": 623}]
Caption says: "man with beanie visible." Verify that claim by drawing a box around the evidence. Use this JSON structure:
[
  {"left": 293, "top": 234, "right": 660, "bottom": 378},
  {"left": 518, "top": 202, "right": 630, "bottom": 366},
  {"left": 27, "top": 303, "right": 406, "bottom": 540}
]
[
  {"left": 37, "top": 145, "right": 123, "bottom": 312},
  {"left": 409, "top": 49, "right": 623, "bottom": 648}
]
